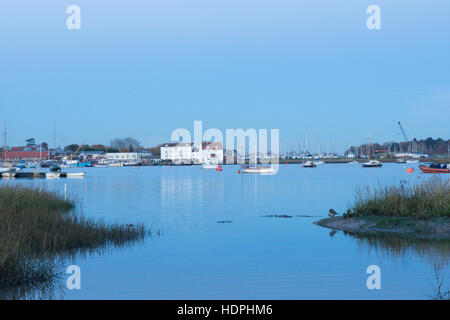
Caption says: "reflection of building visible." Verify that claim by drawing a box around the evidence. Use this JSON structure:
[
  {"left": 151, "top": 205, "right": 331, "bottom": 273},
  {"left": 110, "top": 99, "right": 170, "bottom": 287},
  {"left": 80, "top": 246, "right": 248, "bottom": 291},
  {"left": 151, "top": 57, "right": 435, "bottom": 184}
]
[{"left": 160, "top": 142, "right": 223, "bottom": 164}]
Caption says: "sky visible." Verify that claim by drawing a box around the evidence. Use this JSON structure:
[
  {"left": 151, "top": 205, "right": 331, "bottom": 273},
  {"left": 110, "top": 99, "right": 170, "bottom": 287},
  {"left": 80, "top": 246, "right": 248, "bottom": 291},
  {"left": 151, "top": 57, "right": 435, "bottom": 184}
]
[{"left": 0, "top": 1, "right": 449, "bottom": 153}]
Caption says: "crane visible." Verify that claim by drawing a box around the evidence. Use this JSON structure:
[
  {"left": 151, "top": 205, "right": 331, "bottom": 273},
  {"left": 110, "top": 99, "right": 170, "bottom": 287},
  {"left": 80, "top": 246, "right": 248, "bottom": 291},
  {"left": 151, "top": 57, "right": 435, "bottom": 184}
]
[
  {"left": 398, "top": 121, "right": 416, "bottom": 154},
  {"left": 69, "top": 142, "right": 86, "bottom": 160},
  {"left": 398, "top": 121, "right": 409, "bottom": 142}
]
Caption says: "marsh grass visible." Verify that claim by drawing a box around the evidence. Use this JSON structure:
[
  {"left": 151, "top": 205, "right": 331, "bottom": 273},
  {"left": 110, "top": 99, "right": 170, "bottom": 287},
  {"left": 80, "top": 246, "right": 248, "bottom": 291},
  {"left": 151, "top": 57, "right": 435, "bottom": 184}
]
[
  {"left": 0, "top": 185, "right": 149, "bottom": 289},
  {"left": 351, "top": 177, "right": 450, "bottom": 219}
]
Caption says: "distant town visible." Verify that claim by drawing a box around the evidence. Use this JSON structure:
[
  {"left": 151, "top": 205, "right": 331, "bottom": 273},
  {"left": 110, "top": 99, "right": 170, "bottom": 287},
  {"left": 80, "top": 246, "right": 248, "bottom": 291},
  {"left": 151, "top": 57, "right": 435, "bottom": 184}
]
[{"left": 0, "top": 135, "right": 449, "bottom": 167}]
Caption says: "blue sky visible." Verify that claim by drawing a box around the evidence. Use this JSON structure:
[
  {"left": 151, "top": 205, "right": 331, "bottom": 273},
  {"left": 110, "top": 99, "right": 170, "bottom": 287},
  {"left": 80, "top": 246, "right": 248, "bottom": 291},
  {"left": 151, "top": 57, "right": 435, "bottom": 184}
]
[{"left": 0, "top": 1, "right": 449, "bottom": 152}]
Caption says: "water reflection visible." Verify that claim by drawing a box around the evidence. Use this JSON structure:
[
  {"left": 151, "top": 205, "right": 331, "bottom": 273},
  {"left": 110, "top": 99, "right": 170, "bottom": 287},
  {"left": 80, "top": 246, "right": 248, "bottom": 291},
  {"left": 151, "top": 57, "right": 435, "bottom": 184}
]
[{"left": 342, "top": 230, "right": 450, "bottom": 268}]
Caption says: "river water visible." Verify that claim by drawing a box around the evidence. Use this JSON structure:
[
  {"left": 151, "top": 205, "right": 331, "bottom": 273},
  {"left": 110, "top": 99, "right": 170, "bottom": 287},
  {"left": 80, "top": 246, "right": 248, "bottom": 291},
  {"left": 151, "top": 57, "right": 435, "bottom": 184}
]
[{"left": 2, "top": 163, "right": 449, "bottom": 299}]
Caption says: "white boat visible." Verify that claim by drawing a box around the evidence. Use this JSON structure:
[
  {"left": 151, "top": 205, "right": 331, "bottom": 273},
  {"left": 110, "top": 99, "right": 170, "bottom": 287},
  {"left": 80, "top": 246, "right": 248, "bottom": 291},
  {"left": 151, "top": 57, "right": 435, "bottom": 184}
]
[
  {"left": 313, "top": 160, "right": 324, "bottom": 165},
  {"left": 362, "top": 160, "right": 382, "bottom": 168},
  {"left": 406, "top": 159, "right": 419, "bottom": 164},
  {"left": 2, "top": 172, "right": 16, "bottom": 178},
  {"left": 202, "top": 163, "right": 218, "bottom": 170},
  {"left": 45, "top": 172, "right": 60, "bottom": 179},
  {"left": 0, "top": 167, "right": 15, "bottom": 173},
  {"left": 66, "top": 172, "right": 86, "bottom": 178},
  {"left": 202, "top": 160, "right": 218, "bottom": 170},
  {"left": 94, "top": 164, "right": 109, "bottom": 168},
  {"left": 109, "top": 162, "right": 123, "bottom": 167},
  {"left": 362, "top": 136, "right": 382, "bottom": 168},
  {"left": 242, "top": 165, "right": 277, "bottom": 175},
  {"left": 123, "top": 161, "right": 140, "bottom": 167},
  {"left": 302, "top": 161, "right": 316, "bottom": 168}
]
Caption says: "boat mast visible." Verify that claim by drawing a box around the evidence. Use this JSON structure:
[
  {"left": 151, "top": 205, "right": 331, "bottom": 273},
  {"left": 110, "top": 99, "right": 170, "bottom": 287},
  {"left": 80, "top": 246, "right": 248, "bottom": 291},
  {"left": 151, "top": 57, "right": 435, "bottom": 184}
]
[
  {"left": 368, "top": 135, "right": 371, "bottom": 160},
  {"left": 3, "top": 122, "right": 6, "bottom": 161}
]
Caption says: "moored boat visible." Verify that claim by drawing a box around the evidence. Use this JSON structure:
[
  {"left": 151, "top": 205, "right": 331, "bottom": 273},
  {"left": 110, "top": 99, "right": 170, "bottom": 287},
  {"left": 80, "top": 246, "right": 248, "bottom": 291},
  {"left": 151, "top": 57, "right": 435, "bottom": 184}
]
[
  {"left": 362, "top": 160, "right": 382, "bottom": 168},
  {"left": 2, "top": 172, "right": 16, "bottom": 178},
  {"left": 66, "top": 172, "right": 87, "bottom": 178},
  {"left": 45, "top": 172, "right": 60, "bottom": 179},
  {"left": 109, "top": 162, "right": 123, "bottom": 167},
  {"left": 418, "top": 163, "right": 449, "bottom": 173},
  {"left": 241, "top": 165, "right": 277, "bottom": 175},
  {"left": 302, "top": 161, "right": 316, "bottom": 168}
]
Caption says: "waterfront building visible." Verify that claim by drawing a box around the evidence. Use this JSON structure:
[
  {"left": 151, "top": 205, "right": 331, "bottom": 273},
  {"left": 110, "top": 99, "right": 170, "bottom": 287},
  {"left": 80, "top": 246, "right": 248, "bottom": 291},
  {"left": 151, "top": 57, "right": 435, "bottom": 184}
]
[
  {"left": 160, "top": 142, "right": 223, "bottom": 164},
  {"left": 106, "top": 151, "right": 153, "bottom": 161}
]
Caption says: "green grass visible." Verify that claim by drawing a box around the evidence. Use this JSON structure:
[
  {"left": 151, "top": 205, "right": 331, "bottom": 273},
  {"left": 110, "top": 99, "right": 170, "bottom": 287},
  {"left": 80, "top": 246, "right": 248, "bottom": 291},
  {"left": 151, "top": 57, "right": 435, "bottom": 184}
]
[
  {"left": 0, "top": 185, "right": 148, "bottom": 289},
  {"left": 351, "top": 177, "right": 450, "bottom": 219}
]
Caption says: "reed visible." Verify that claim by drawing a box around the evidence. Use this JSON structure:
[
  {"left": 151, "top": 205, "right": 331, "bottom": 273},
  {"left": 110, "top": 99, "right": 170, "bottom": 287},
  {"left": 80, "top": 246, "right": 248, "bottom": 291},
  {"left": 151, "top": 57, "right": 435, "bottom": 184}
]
[
  {"left": 0, "top": 185, "right": 148, "bottom": 289},
  {"left": 351, "top": 177, "right": 450, "bottom": 218}
]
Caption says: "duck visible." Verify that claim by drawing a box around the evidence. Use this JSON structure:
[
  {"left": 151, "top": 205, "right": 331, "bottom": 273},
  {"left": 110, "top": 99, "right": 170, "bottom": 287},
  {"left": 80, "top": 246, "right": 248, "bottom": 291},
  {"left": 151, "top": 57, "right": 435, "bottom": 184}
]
[{"left": 328, "top": 209, "right": 338, "bottom": 218}]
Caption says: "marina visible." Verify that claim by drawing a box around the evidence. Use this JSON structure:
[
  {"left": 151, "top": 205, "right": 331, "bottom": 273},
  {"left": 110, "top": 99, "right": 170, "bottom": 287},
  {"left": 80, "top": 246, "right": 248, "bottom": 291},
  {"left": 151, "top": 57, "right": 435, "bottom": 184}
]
[{"left": 1, "top": 163, "right": 447, "bottom": 299}]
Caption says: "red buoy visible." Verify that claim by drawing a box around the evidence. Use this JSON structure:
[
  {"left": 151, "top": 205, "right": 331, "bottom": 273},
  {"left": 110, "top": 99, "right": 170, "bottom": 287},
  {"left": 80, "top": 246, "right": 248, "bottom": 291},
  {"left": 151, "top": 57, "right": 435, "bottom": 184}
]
[{"left": 216, "top": 165, "right": 223, "bottom": 172}]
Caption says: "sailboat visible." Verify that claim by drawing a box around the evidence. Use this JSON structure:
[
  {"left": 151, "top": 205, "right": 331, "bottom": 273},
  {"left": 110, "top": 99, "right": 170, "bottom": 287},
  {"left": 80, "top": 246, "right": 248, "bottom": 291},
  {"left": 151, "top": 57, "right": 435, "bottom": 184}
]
[{"left": 362, "top": 135, "right": 382, "bottom": 168}]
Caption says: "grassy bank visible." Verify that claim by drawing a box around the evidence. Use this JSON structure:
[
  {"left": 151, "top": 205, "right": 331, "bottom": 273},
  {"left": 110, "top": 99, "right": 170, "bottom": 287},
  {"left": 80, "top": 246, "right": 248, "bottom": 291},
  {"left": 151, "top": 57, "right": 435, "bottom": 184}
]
[
  {"left": 0, "top": 185, "right": 148, "bottom": 289},
  {"left": 351, "top": 177, "right": 449, "bottom": 219},
  {"left": 315, "top": 177, "right": 450, "bottom": 240}
]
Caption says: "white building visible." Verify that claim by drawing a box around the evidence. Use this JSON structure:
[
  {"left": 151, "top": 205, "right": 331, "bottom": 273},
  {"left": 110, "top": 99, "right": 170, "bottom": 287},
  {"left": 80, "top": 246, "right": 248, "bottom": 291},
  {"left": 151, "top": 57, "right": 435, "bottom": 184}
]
[
  {"left": 160, "top": 143, "right": 193, "bottom": 163},
  {"left": 199, "top": 142, "right": 223, "bottom": 164},
  {"left": 160, "top": 142, "right": 223, "bottom": 164}
]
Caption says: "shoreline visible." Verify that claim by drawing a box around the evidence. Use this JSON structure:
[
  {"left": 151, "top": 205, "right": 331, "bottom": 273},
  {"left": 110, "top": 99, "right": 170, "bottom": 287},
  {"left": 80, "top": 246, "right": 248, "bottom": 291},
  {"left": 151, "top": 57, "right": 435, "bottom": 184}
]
[{"left": 314, "top": 216, "right": 450, "bottom": 240}]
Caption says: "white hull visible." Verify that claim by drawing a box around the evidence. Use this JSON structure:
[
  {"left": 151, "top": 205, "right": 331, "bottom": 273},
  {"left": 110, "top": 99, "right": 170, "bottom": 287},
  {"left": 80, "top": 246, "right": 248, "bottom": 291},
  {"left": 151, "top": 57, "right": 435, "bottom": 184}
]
[
  {"left": 362, "top": 160, "right": 382, "bottom": 168},
  {"left": 46, "top": 172, "right": 60, "bottom": 179},
  {"left": 2, "top": 172, "right": 16, "bottom": 178},
  {"left": 406, "top": 160, "right": 418, "bottom": 164},
  {"left": 66, "top": 172, "right": 86, "bottom": 178},
  {"left": 242, "top": 166, "right": 277, "bottom": 175},
  {"left": 202, "top": 163, "right": 218, "bottom": 170},
  {"left": 302, "top": 161, "right": 316, "bottom": 168},
  {"left": 109, "top": 162, "right": 123, "bottom": 167}
]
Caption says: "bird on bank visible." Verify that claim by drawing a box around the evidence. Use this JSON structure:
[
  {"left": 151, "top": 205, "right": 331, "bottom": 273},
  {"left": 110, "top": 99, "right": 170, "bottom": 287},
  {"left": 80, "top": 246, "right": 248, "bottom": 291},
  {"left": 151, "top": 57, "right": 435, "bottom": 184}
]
[{"left": 328, "top": 209, "right": 338, "bottom": 218}]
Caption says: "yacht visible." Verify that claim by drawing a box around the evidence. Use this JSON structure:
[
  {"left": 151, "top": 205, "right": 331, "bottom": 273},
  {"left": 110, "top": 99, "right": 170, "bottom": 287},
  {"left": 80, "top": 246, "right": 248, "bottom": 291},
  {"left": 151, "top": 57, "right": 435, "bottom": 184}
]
[
  {"left": 362, "top": 160, "right": 382, "bottom": 168},
  {"left": 241, "top": 165, "right": 277, "bottom": 175},
  {"left": 302, "top": 161, "right": 316, "bottom": 168}
]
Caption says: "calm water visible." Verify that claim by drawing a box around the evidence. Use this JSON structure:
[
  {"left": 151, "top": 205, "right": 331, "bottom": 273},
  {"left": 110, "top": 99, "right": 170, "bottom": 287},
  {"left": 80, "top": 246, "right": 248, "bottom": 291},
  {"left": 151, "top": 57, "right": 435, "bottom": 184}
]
[{"left": 2, "top": 163, "right": 449, "bottom": 299}]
